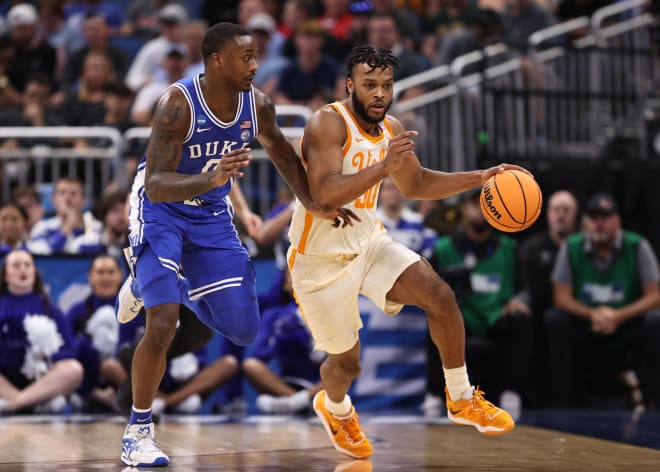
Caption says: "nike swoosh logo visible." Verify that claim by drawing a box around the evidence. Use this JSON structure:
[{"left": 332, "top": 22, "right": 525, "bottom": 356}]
[
  {"left": 448, "top": 409, "right": 461, "bottom": 415},
  {"left": 355, "top": 137, "right": 364, "bottom": 142},
  {"left": 197, "top": 127, "right": 212, "bottom": 132},
  {"left": 136, "top": 418, "right": 150, "bottom": 423},
  {"left": 213, "top": 210, "right": 225, "bottom": 216},
  {"left": 330, "top": 425, "right": 339, "bottom": 435}
]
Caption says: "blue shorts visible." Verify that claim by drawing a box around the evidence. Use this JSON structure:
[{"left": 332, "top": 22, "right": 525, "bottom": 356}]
[{"left": 133, "top": 205, "right": 258, "bottom": 314}]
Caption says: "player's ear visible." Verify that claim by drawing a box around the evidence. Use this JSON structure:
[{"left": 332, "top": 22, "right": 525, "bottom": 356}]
[{"left": 346, "top": 77, "right": 354, "bottom": 95}]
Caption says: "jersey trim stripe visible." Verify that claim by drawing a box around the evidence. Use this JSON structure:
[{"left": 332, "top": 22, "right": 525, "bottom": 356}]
[
  {"left": 158, "top": 257, "right": 179, "bottom": 273},
  {"left": 172, "top": 83, "right": 195, "bottom": 143},
  {"left": 193, "top": 75, "right": 243, "bottom": 128},
  {"left": 382, "top": 117, "right": 394, "bottom": 137},
  {"left": 296, "top": 210, "right": 314, "bottom": 254},
  {"left": 189, "top": 277, "right": 244, "bottom": 296},
  {"left": 248, "top": 85, "right": 258, "bottom": 137},
  {"left": 189, "top": 282, "right": 243, "bottom": 300},
  {"left": 338, "top": 102, "right": 386, "bottom": 144},
  {"left": 329, "top": 103, "right": 352, "bottom": 156}
]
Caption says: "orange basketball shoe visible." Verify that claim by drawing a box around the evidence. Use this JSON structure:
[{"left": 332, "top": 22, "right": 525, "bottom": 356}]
[
  {"left": 445, "top": 387, "right": 515, "bottom": 436},
  {"left": 313, "top": 390, "right": 373, "bottom": 459}
]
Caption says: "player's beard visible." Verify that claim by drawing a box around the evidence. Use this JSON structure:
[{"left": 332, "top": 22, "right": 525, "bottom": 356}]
[{"left": 351, "top": 91, "right": 390, "bottom": 124}]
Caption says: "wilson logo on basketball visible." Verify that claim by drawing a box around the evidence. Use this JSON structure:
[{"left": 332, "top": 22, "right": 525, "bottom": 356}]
[{"left": 482, "top": 182, "right": 502, "bottom": 220}]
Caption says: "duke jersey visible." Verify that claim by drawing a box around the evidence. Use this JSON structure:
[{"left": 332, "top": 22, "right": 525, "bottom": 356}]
[
  {"left": 288, "top": 101, "right": 394, "bottom": 256},
  {"left": 128, "top": 74, "right": 259, "bottom": 246}
]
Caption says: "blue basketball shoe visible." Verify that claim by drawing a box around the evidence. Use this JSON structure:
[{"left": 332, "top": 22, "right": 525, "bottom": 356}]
[
  {"left": 121, "top": 422, "right": 169, "bottom": 467},
  {"left": 116, "top": 275, "right": 144, "bottom": 323}
]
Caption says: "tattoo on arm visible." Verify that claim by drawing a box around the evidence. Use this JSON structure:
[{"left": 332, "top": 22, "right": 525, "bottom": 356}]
[{"left": 146, "top": 102, "right": 183, "bottom": 175}]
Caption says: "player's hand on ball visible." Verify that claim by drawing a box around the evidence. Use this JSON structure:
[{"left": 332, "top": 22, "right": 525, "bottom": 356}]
[
  {"left": 481, "top": 163, "right": 533, "bottom": 185},
  {"left": 383, "top": 130, "right": 418, "bottom": 174},
  {"left": 211, "top": 148, "right": 252, "bottom": 186}
]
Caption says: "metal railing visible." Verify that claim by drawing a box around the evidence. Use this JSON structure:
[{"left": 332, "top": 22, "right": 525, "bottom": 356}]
[{"left": 393, "top": 0, "right": 658, "bottom": 170}]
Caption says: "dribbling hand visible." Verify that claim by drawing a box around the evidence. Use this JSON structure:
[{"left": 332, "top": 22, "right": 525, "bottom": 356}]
[
  {"left": 211, "top": 148, "right": 252, "bottom": 187},
  {"left": 383, "top": 130, "right": 418, "bottom": 174},
  {"left": 481, "top": 163, "right": 533, "bottom": 185}
]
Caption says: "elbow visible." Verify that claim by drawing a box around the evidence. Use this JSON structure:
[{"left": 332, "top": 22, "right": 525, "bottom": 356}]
[
  {"left": 144, "top": 179, "right": 163, "bottom": 203},
  {"left": 313, "top": 196, "right": 337, "bottom": 213}
]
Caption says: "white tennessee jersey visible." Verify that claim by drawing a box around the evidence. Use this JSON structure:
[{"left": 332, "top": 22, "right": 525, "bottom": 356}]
[{"left": 288, "top": 101, "right": 394, "bottom": 256}]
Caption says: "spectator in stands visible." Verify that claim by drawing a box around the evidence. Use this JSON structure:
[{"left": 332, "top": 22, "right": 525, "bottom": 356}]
[
  {"left": 0, "top": 203, "right": 30, "bottom": 260},
  {"left": 320, "top": 0, "right": 353, "bottom": 42},
  {"left": 421, "top": 0, "right": 478, "bottom": 63},
  {"left": 101, "top": 82, "right": 135, "bottom": 133},
  {"left": 546, "top": 193, "right": 660, "bottom": 409},
  {"left": 238, "top": 0, "right": 287, "bottom": 59},
  {"left": 0, "top": 35, "right": 21, "bottom": 107},
  {"left": 501, "top": 0, "right": 554, "bottom": 53},
  {"left": 96, "top": 191, "right": 129, "bottom": 258},
  {"left": 519, "top": 190, "right": 578, "bottom": 326},
  {"left": 280, "top": 0, "right": 317, "bottom": 41},
  {"left": 518, "top": 190, "right": 578, "bottom": 406},
  {"left": 243, "top": 268, "right": 324, "bottom": 414},
  {"left": 274, "top": 20, "right": 338, "bottom": 109},
  {"left": 436, "top": 9, "right": 506, "bottom": 69},
  {"left": 12, "top": 185, "right": 45, "bottom": 233},
  {"left": 29, "top": 176, "right": 103, "bottom": 255},
  {"left": 0, "top": 249, "right": 83, "bottom": 414},
  {"left": 426, "top": 189, "right": 533, "bottom": 419},
  {"left": 35, "top": 0, "right": 74, "bottom": 85},
  {"left": 120, "top": 0, "right": 188, "bottom": 41},
  {"left": 2, "top": 3, "right": 56, "bottom": 95},
  {"left": 62, "top": 13, "right": 128, "bottom": 94},
  {"left": 118, "top": 309, "right": 239, "bottom": 415},
  {"left": 67, "top": 254, "right": 126, "bottom": 412},
  {"left": 0, "top": 74, "right": 65, "bottom": 149},
  {"left": 62, "top": 0, "right": 124, "bottom": 38},
  {"left": 131, "top": 44, "right": 190, "bottom": 126},
  {"left": 125, "top": 3, "right": 188, "bottom": 92},
  {"left": 376, "top": 177, "right": 438, "bottom": 260},
  {"left": 246, "top": 13, "right": 288, "bottom": 97},
  {"left": 335, "top": 10, "right": 427, "bottom": 99},
  {"left": 59, "top": 50, "right": 116, "bottom": 139},
  {"left": 252, "top": 186, "right": 295, "bottom": 272},
  {"left": 371, "top": 0, "right": 422, "bottom": 50},
  {"left": 183, "top": 20, "right": 207, "bottom": 78}
]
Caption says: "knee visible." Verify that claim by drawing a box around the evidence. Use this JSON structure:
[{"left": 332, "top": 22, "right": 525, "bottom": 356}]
[
  {"left": 329, "top": 357, "right": 361, "bottom": 379},
  {"left": 220, "top": 354, "right": 240, "bottom": 376},
  {"left": 242, "top": 357, "right": 263, "bottom": 376},
  {"left": 145, "top": 311, "right": 179, "bottom": 350},
  {"left": 54, "top": 358, "right": 84, "bottom": 389}
]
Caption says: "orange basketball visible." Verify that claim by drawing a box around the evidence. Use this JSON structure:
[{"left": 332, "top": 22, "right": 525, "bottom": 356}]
[{"left": 480, "top": 169, "right": 542, "bottom": 232}]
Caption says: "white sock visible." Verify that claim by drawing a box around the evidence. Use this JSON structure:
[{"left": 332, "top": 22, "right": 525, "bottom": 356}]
[
  {"left": 325, "top": 393, "right": 352, "bottom": 417},
  {"left": 443, "top": 364, "right": 472, "bottom": 401}
]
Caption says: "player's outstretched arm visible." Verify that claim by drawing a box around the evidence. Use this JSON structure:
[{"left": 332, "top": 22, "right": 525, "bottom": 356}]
[
  {"left": 144, "top": 87, "right": 251, "bottom": 203},
  {"left": 255, "top": 91, "right": 359, "bottom": 227},
  {"left": 387, "top": 117, "right": 531, "bottom": 200}
]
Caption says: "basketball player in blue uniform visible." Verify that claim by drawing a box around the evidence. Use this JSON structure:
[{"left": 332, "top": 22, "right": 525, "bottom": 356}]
[{"left": 115, "top": 23, "right": 357, "bottom": 467}]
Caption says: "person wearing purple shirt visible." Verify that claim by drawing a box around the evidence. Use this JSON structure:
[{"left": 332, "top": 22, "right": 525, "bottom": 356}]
[
  {"left": 0, "top": 250, "right": 83, "bottom": 414},
  {"left": 67, "top": 255, "right": 126, "bottom": 411}
]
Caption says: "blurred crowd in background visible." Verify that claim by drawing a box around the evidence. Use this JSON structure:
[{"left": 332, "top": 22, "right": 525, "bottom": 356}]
[{"left": 0, "top": 0, "right": 658, "bottom": 419}]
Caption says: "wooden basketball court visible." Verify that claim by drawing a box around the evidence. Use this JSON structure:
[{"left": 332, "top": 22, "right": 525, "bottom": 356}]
[{"left": 1, "top": 414, "right": 659, "bottom": 471}]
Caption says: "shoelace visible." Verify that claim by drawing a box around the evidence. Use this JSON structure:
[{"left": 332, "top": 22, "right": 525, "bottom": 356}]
[
  {"left": 340, "top": 411, "right": 366, "bottom": 442},
  {"left": 471, "top": 388, "right": 501, "bottom": 417},
  {"left": 127, "top": 430, "right": 162, "bottom": 452}
]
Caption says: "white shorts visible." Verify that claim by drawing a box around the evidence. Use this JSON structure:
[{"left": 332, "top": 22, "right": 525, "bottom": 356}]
[{"left": 288, "top": 226, "right": 421, "bottom": 355}]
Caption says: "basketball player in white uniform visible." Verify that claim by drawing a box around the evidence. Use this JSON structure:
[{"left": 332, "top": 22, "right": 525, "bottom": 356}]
[{"left": 288, "top": 46, "right": 531, "bottom": 459}]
